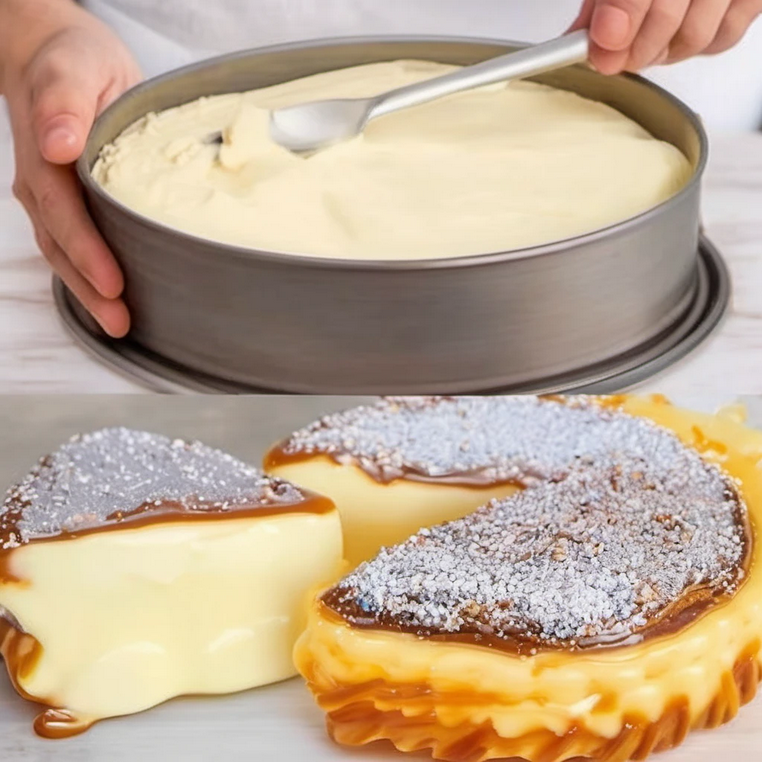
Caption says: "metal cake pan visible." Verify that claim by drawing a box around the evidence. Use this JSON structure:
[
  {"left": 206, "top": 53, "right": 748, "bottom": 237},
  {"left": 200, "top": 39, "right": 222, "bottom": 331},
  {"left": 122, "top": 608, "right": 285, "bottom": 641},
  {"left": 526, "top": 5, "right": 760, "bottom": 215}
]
[
  {"left": 76, "top": 37, "right": 708, "bottom": 395},
  {"left": 53, "top": 236, "right": 730, "bottom": 394}
]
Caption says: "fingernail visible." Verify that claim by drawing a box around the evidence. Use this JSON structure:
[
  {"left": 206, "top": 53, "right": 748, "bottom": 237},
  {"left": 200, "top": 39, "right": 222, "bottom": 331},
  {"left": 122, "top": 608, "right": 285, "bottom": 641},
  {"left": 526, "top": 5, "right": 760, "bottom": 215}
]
[
  {"left": 40, "top": 118, "right": 79, "bottom": 162},
  {"left": 89, "top": 309, "right": 109, "bottom": 335},
  {"left": 45, "top": 127, "right": 77, "bottom": 148},
  {"left": 96, "top": 318, "right": 123, "bottom": 339},
  {"left": 95, "top": 301, "right": 130, "bottom": 339},
  {"left": 591, "top": 6, "right": 632, "bottom": 50}
]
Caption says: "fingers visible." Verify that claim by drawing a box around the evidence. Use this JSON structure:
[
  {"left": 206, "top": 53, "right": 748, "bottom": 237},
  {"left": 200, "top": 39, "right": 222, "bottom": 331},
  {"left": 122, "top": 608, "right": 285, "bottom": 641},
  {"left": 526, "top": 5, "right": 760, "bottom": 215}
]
[
  {"left": 13, "top": 34, "right": 126, "bottom": 305},
  {"left": 96, "top": 58, "right": 143, "bottom": 117},
  {"left": 666, "top": 0, "right": 734, "bottom": 62},
  {"left": 628, "top": 0, "right": 692, "bottom": 70},
  {"left": 704, "top": 0, "right": 762, "bottom": 54},
  {"left": 582, "top": 0, "right": 652, "bottom": 73},
  {"left": 27, "top": 39, "right": 100, "bottom": 165},
  {"left": 591, "top": 49, "right": 630, "bottom": 74},
  {"left": 35, "top": 164, "right": 124, "bottom": 299},
  {"left": 589, "top": 0, "right": 652, "bottom": 50},
  {"left": 5, "top": 20, "right": 140, "bottom": 339},
  {"left": 18, "top": 192, "right": 130, "bottom": 338}
]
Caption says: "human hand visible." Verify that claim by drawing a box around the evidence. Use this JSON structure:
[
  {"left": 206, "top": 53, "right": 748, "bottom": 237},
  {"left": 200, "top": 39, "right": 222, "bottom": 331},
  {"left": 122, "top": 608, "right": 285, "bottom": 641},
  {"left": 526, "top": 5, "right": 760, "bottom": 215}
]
[
  {"left": 2, "top": 0, "right": 141, "bottom": 337},
  {"left": 570, "top": 0, "right": 762, "bottom": 74}
]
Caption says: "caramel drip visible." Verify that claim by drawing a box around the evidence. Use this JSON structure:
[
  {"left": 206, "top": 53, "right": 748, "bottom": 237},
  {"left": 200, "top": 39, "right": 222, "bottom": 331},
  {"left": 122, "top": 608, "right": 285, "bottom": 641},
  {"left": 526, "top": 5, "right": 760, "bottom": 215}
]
[
  {"left": 100, "top": 492, "right": 334, "bottom": 531},
  {"left": 0, "top": 617, "right": 43, "bottom": 694},
  {"left": 303, "top": 641, "right": 761, "bottom": 762},
  {"left": 1, "top": 491, "right": 333, "bottom": 547},
  {"left": 33, "top": 709, "right": 93, "bottom": 740},
  {"left": 1, "top": 617, "right": 95, "bottom": 739}
]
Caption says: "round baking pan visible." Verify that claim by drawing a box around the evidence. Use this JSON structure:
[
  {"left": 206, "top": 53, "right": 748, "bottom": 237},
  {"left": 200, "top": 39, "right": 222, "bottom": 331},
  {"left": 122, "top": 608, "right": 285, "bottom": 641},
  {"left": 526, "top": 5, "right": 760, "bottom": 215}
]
[
  {"left": 53, "top": 235, "right": 729, "bottom": 394},
  {"left": 77, "top": 37, "right": 708, "bottom": 395}
]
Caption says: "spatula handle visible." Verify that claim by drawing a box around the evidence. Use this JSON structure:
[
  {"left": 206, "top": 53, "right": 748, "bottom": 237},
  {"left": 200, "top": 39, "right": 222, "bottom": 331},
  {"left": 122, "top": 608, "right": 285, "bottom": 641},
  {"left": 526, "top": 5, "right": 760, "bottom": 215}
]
[{"left": 371, "top": 31, "right": 590, "bottom": 121}]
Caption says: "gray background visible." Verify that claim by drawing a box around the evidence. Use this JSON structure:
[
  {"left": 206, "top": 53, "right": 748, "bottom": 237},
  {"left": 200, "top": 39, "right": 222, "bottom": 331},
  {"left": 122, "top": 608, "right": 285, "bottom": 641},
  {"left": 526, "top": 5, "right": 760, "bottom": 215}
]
[
  {"left": 0, "top": 394, "right": 761, "bottom": 761},
  {"left": 0, "top": 396, "right": 372, "bottom": 489}
]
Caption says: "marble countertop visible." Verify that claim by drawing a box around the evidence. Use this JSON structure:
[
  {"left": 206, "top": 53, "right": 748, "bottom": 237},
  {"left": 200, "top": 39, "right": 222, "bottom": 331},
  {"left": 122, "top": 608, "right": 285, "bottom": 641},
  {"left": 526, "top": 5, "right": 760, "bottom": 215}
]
[{"left": 1, "top": 109, "right": 761, "bottom": 398}]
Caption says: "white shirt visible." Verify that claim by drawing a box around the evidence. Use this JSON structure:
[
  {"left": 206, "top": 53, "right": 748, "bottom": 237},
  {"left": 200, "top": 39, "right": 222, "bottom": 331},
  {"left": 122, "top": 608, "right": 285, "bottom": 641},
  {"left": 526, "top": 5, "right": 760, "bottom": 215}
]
[{"left": 82, "top": 0, "right": 762, "bottom": 130}]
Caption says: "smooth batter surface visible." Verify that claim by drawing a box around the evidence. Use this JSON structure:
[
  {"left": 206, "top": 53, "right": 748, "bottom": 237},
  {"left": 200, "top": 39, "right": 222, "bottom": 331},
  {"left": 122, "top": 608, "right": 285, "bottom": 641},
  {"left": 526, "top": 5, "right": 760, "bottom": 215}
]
[{"left": 93, "top": 61, "right": 693, "bottom": 259}]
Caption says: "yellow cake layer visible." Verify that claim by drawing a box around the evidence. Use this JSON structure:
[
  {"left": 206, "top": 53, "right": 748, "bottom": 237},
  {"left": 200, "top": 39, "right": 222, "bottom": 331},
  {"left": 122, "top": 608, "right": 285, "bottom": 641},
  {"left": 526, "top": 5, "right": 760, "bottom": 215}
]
[
  {"left": 267, "top": 456, "right": 519, "bottom": 567},
  {"left": 0, "top": 509, "right": 343, "bottom": 733}
]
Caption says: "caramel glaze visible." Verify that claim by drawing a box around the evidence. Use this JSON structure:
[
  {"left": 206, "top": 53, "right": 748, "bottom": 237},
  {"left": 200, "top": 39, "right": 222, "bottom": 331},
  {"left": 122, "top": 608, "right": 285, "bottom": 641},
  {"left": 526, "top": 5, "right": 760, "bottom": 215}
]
[
  {"left": 310, "top": 639, "right": 761, "bottom": 762},
  {"left": 0, "top": 616, "right": 42, "bottom": 695},
  {"left": 265, "top": 400, "right": 659, "bottom": 488},
  {"left": 264, "top": 396, "right": 672, "bottom": 488},
  {"left": 264, "top": 446, "right": 535, "bottom": 489},
  {"left": 321, "top": 477, "right": 752, "bottom": 654},
  {"left": 0, "top": 490, "right": 334, "bottom": 739},
  {"left": 0, "top": 491, "right": 333, "bottom": 583},
  {"left": 321, "top": 579, "right": 742, "bottom": 656}
]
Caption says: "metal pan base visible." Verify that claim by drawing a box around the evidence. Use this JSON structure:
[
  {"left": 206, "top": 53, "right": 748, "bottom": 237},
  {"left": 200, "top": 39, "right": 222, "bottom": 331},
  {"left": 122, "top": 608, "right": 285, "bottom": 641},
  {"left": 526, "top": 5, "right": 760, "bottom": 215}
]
[{"left": 53, "top": 236, "right": 730, "bottom": 395}]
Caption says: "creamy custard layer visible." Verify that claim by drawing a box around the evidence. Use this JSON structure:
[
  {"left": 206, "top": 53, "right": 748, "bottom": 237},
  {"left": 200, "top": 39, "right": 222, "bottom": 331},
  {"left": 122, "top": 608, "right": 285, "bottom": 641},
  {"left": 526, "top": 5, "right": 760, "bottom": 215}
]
[
  {"left": 294, "top": 399, "right": 762, "bottom": 761},
  {"left": 266, "top": 457, "right": 518, "bottom": 567},
  {"left": 1, "top": 510, "right": 343, "bottom": 735},
  {"left": 0, "top": 428, "right": 345, "bottom": 737},
  {"left": 92, "top": 61, "right": 692, "bottom": 259}
]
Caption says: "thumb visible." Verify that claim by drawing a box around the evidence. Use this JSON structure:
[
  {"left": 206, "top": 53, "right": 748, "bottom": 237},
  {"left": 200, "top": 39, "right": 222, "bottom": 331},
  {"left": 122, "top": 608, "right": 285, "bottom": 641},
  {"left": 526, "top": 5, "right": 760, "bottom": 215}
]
[
  {"left": 31, "top": 60, "right": 98, "bottom": 165},
  {"left": 588, "top": 0, "right": 649, "bottom": 52}
]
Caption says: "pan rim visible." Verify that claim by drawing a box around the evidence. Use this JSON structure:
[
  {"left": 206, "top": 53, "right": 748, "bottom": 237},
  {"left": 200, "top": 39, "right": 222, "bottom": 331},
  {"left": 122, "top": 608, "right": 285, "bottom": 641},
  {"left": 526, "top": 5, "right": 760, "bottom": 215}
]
[
  {"left": 76, "top": 34, "right": 709, "bottom": 273},
  {"left": 52, "top": 236, "right": 729, "bottom": 395}
]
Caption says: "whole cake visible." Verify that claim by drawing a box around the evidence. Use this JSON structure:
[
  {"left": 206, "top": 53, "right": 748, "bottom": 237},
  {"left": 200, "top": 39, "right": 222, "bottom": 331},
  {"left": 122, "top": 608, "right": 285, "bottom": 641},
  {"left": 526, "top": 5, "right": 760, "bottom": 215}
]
[{"left": 285, "top": 396, "right": 762, "bottom": 762}]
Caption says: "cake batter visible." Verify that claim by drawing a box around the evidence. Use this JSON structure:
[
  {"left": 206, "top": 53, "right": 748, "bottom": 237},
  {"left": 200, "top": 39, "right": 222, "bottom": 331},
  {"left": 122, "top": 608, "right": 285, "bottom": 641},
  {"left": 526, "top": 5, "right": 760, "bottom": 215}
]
[
  {"left": 92, "top": 61, "right": 692, "bottom": 259},
  {"left": 2, "top": 0, "right": 759, "bottom": 334}
]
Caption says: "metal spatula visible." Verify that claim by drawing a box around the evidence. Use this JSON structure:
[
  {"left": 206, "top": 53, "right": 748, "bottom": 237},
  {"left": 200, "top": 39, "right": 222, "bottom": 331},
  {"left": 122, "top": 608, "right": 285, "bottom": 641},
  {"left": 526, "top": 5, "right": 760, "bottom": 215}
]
[{"left": 268, "top": 30, "right": 590, "bottom": 153}]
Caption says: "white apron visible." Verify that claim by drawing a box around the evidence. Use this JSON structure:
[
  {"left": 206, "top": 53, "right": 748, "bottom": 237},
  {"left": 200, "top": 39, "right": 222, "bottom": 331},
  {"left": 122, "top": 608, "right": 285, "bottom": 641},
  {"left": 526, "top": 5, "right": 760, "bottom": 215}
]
[{"left": 82, "top": 0, "right": 762, "bottom": 130}]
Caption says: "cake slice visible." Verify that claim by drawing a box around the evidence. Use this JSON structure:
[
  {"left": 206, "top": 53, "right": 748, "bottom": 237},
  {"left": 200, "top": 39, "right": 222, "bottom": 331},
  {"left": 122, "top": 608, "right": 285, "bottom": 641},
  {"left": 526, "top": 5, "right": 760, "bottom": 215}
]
[{"left": 0, "top": 428, "right": 342, "bottom": 737}]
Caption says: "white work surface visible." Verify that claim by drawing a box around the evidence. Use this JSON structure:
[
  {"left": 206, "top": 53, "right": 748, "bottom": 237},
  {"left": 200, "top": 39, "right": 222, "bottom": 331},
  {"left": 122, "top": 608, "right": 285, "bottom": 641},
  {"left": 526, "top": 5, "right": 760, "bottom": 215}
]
[
  {"left": 0, "top": 394, "right": 761, "bottom": 761},
  {"left": 0, "top": 107, "right": 761, "bottom": 397}
]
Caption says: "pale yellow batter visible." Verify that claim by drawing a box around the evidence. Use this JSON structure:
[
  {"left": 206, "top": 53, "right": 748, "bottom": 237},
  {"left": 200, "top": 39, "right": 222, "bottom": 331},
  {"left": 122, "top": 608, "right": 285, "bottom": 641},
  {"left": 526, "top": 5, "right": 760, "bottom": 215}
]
[{"left": 93, "top": 61, "right": 693, "bottom": 259}]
